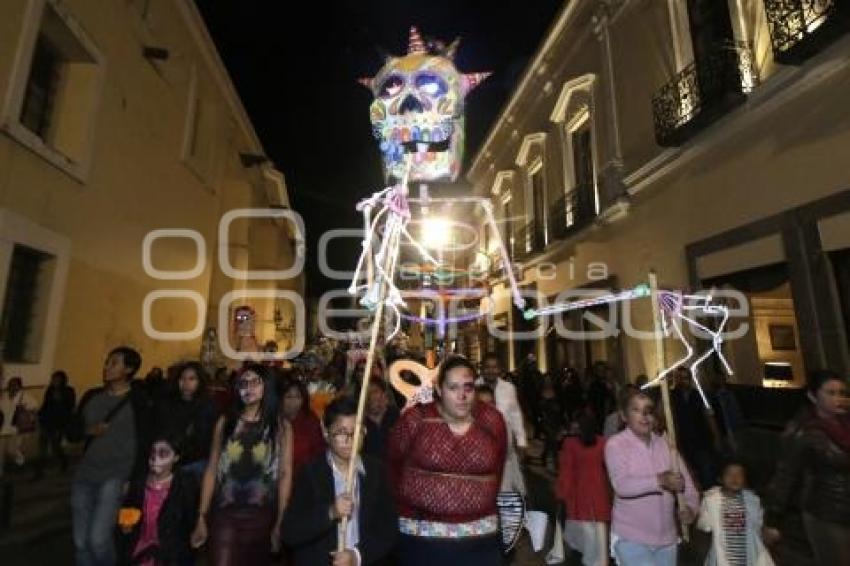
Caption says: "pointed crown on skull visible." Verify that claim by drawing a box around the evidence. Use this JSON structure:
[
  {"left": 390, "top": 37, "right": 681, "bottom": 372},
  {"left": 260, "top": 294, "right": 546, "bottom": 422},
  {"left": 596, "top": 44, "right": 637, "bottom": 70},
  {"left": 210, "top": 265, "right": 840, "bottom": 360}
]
[{"left": 359, "top": 27, "right": 491, "bottom": 183}]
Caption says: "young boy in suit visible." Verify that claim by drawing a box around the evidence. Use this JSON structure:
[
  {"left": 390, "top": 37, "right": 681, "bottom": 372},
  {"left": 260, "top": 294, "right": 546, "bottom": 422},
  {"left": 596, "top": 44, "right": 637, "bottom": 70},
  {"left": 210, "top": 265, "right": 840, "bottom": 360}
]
[{"left": 283, "top": 396, "right": 397, "bottom": 565}]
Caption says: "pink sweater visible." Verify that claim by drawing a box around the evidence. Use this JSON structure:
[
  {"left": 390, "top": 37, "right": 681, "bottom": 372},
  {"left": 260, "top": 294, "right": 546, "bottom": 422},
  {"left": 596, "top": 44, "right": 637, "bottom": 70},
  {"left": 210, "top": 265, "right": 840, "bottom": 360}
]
[{"left": 604, "top": 428, "right": 699, "bottom": 546}]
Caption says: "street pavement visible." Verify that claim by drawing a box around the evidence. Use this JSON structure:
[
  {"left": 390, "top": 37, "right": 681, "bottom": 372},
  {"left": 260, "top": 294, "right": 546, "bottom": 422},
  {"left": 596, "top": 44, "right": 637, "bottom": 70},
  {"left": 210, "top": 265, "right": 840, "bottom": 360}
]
[{"left": 0, "top": 436, "right": 814, "bottom": 565}]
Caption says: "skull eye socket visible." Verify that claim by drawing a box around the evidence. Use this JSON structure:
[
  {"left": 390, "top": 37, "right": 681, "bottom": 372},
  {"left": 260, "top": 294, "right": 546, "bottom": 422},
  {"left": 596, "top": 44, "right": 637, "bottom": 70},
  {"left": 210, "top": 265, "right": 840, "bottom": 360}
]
[
  {"left": 378, "top": 75, "right": 405, "bottom": 99},
  {"left": 415, "top": 73, "right": 448, "bottom": 97}
]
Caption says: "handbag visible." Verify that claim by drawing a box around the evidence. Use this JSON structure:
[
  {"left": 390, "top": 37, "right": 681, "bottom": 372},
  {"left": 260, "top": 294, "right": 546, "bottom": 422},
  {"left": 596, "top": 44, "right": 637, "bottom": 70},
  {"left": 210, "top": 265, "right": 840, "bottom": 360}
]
[
  {"left": 12, "top": 404, "right": 37, "bottom": 434},
  {"left": 497, "top": 490, "right": 526, "bottom": 554}
]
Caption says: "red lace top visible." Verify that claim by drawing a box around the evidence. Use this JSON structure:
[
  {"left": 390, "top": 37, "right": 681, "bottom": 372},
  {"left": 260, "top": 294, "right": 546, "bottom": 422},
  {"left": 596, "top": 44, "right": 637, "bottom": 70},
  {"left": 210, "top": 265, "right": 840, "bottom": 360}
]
[
  {"left": 291, "top": 409, "right": 325, "bottom": 473},
  {"left": 387, "top": 401, "right": 507, "bottom": 523}
]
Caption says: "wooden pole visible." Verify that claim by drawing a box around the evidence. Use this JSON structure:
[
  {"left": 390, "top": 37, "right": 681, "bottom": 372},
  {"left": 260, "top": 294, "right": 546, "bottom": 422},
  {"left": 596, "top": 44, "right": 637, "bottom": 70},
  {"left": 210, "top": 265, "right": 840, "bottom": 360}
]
[
  {"left": 337, "top": 244, "right": 389, "bottom": 551},
  {"left": 337, "top": 208, "right": 403, "bottom": 552},
  {"left": 648, "top": 270, "right": 689, "bottom": 543}
]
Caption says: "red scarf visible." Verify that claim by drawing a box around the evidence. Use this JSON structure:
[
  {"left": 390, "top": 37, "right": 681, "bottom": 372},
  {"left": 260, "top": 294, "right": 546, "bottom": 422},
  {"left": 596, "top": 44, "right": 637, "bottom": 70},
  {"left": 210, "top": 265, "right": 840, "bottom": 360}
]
[{"left": 818, "top": 414, "right": 850, "bottom": 454}]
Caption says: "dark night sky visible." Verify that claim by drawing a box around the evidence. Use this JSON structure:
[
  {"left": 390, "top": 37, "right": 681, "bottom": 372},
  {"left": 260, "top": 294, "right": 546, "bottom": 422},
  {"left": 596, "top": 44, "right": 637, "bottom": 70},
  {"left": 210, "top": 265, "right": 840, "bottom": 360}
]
[{"left": 194, "top": 0, "right": 563, "bottom": 295}]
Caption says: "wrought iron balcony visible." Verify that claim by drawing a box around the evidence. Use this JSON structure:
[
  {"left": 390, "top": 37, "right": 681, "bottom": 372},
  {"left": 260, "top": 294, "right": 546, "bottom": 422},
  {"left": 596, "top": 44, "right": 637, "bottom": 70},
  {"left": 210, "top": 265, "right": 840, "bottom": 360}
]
[
  {"left": 652, "top": 43, "right": 750, "bottom": 147},
  {"left": 764, "top": 0, "right": 849, "bottom": 64},
  {"left": 548, "top": 185, "right": 596, "bottom": 241},
  {"left": 513, "top": 219, "right": 544, "bottom": 261},
  {"left": 491, "top": 187, "right": 598, "bottom": 267}
]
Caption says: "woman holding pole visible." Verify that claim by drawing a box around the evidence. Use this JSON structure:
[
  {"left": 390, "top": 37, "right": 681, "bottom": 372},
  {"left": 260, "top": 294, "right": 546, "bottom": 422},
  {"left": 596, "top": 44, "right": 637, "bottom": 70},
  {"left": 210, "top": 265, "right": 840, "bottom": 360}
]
[{"left": 604, "top": 388, "right": 699, "bottom": 565}]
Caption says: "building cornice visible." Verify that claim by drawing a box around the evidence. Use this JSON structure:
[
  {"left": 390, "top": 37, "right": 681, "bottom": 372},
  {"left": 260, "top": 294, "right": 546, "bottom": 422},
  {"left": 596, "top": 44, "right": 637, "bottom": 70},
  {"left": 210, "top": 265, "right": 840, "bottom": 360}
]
[
  {"left": 174, "top": 0, "right": 266, "bottom": 157},
  {"left": 550, "top": 73, "right": 597, "bottom": 124},
  {"left": 467, "top": 0, "right": 583, "bottom": 180},
  {"left": 492, "top": 170, "right": 515, "bottom": 196},
  {"left": 515, "top": 133, "right": 547, "bottom": 167}
]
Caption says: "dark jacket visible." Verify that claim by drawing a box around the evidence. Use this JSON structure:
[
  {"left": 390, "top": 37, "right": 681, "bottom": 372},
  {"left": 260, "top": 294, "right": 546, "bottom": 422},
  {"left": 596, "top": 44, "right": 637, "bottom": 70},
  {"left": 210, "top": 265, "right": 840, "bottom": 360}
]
[
  {"left": 154, "top": 396, "right": 217, "bottom": 466},
  {"left": 38, "top": 384, "right": 76, "bottom": 429},
  {"left": 587, "top": 378, "right": 614, "bottom": 419},
  {"left": 117, "top": 471, "right": 198, "bottom": 566},
  {"left": 672, "top": 387, "right": 715, "bottom": 452},
  {"left": 70, "top": 383, "right": 154, "bottom": 479},
  {"left": 282, "top": 454, "right": 397, "bottom": 566},
  {"left": 766, "top": 407, "right": 850, "bottom": 527},
  {"left": 363, "top": 405, "right": 399, "bottom": 459},
  {"left": 540, "top": 395, "right": 564, "bottom": 437}
]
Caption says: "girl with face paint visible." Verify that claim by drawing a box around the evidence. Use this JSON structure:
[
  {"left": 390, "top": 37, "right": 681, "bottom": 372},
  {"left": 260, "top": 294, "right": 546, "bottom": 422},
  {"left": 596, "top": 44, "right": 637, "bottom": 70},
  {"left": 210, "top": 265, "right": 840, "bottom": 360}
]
[
  {"left": 191, "top": 364, "right": 293, "bottom": 565},
  {"left": 117, "top": 433, "right": 198, "bottom": 566},
  {"left": 148, "top": 440, "right": 178, "bottom": 480}
]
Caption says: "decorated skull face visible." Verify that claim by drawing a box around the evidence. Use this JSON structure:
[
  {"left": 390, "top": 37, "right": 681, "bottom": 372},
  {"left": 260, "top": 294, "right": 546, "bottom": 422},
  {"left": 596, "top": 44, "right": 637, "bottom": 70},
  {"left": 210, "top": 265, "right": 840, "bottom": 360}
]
[
  {"left": 233, "top": 305, "right": 255, "bottom": 338},
  {"left": 361, "top": 27, "right": 490, "bottom": 183}
]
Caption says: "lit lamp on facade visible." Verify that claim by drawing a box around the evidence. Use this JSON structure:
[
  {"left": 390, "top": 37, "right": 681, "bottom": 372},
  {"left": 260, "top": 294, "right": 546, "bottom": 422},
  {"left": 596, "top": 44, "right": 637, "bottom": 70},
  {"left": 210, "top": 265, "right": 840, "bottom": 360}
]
[{"left": 763, "top": 361, "right": 794, "bottom": 388}]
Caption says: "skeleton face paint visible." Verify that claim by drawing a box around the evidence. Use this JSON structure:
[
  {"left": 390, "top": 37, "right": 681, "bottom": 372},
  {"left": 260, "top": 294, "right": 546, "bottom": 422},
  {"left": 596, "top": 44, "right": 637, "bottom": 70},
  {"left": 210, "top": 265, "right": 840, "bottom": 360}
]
[
  {"left": 361, "top": 27, "right": 490, "bottom": 183},
  {"left": 148, "top": 441, "right": 177, "bottom": 479}
]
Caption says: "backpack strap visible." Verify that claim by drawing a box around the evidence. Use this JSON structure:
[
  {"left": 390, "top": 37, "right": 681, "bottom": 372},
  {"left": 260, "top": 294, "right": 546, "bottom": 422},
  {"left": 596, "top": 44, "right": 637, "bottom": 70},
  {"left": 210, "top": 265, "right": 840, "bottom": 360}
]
[{"left": 102, "top": 393, "right": 132, "bottom": 424}]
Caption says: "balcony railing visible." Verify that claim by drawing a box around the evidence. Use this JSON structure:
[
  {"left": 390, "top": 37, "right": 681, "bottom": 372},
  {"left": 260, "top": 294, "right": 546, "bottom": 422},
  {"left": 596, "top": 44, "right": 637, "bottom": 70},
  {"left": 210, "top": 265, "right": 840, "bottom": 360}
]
[
  {"left": 549, "top": 185, "right": 596, "bottom": 241},
  {"left": 764, "top": 0, "right": 849, "bottom": 64},
  {"left": 489, "top": 185, "right": 598, "bottom": 269},
  {"left": 514, "top": 219, "right": 544, "bottom": 261},
  {"left": 652, "top": 42, "right": 751, "bottom": 147}
]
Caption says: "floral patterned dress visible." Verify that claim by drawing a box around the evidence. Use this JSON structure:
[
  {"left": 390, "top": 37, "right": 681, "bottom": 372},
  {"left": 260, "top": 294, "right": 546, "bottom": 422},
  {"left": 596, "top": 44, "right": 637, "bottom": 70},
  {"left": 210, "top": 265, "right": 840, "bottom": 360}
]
[{"left": 215, "top": 419, "right": 279, "bottom": 509}]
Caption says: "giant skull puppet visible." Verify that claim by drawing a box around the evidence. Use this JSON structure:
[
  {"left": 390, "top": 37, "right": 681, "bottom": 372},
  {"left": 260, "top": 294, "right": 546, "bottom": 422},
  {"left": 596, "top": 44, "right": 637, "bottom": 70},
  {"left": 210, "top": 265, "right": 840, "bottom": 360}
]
[{"left": 360, "top": 27, "right": 490, "bottom": 182}]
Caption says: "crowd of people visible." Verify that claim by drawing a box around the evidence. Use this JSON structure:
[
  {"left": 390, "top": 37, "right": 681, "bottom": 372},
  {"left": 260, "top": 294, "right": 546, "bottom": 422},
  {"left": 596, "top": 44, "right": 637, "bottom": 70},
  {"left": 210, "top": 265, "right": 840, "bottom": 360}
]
[
  {"left": 0, "top": 346, "right": 847, "bottom": 566},
  {"left": 505, "top": 358, "right": 848, "bottom": 566}
]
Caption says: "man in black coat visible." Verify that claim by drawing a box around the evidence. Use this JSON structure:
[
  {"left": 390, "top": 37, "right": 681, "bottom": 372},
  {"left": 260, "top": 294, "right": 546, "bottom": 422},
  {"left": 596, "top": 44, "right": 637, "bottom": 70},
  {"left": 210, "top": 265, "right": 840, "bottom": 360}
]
[
  {"left": 282, "top": 396, "right": 397, "bottom": 566},
  {"left": 32, "top": 370, "right": 76, "bottom": 479}
]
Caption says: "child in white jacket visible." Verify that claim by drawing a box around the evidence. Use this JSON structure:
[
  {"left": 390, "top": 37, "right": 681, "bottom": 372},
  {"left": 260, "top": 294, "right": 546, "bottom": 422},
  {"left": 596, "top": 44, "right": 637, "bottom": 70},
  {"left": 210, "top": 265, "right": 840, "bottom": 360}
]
[{"left": 698, "top": 459, "right": 776, "bottom": 566}]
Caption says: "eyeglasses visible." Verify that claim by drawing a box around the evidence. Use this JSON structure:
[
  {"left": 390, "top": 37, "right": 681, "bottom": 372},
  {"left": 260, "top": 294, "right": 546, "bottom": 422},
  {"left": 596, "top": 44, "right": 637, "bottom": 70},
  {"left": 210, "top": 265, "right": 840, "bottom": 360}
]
[
  {"left": 238, "top": 377, "right": 263, "bottom": 390},
  {"left": 329, "top": 429, "right": 364, "bottom": 443}
]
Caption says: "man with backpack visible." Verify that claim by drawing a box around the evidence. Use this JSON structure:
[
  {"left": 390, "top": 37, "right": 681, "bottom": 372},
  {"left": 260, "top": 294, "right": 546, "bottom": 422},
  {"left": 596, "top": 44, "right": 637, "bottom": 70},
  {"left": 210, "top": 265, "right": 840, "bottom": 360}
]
[{"left": 70, "top": 346, "right": 152, "bottom": 566}]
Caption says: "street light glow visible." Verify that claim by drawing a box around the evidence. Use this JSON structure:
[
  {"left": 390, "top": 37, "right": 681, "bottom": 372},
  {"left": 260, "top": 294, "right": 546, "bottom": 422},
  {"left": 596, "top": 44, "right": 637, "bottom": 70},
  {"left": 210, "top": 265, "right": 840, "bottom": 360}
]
[{"left": 421, "top": 217, "right": 451, "bottom": 249}]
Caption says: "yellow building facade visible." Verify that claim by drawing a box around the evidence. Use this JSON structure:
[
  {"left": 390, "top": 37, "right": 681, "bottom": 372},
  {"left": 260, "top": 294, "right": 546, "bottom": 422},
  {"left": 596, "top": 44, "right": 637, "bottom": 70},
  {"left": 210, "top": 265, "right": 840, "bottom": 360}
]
[
  {"left": 0, "top": 0, "right": 304, "bottom": 389},
  {"left": 470, "top": 0, "right": 850, "bottom": 388}
]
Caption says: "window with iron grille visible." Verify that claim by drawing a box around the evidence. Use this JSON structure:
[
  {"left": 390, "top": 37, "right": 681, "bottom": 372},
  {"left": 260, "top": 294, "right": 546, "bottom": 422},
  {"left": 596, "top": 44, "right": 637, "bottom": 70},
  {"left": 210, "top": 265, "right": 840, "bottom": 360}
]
[
  {"left": 500, "top": 196, "right": 513, "bottom": 260},
  {"left": 19, "top": 35, "right": 62, "bottom": 140},
  {"left": 0, "top": 245, "right": 55, "bottom": 363},
  {"left": 529, "top": 165, "right": 546, "bottom": 250},
  {"left": 570, "top": 123, "right": 594, "bottom": 224}
]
